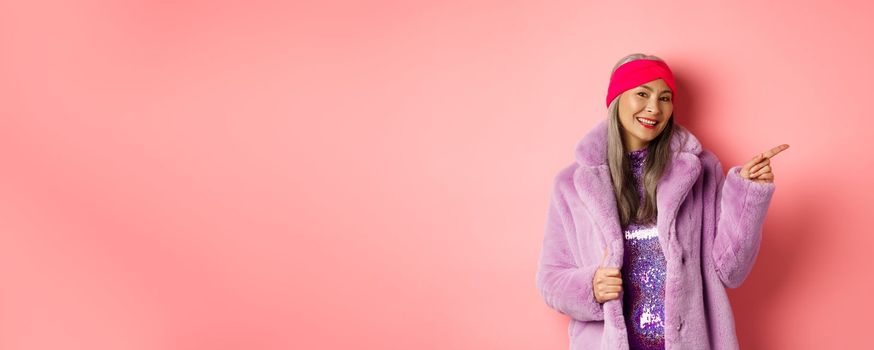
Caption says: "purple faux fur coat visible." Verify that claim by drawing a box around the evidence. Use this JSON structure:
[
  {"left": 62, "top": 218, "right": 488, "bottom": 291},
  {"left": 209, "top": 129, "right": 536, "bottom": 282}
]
[{"left": 535, "top": 119, "right": 775, "bottom": 349}]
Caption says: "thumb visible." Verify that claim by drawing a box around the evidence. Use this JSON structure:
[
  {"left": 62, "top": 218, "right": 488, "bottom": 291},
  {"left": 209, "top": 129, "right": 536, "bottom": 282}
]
[
  {"left": 601, "top": 245, "right": 620, "bottom": 276},
  {"left": 601, "top": 246, "right": 609, "bottom": 267}
]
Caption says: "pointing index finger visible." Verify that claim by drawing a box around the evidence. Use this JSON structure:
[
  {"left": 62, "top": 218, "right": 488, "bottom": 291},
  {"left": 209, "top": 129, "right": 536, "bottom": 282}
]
[{"left": 762, "top": 144, "right": 789, "bottom": 159}]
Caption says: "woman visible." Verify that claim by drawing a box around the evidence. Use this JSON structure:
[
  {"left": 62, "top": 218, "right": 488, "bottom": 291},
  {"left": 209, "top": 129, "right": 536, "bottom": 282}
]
[{"left": 535, "top": 53, "right": 788, "bottom": 350}]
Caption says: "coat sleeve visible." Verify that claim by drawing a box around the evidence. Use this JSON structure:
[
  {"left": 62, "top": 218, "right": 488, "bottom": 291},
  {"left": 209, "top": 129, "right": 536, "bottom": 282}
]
[
  {"left": 535, "top": 183, "right": 605, "bottom": 321},
  {"left": 709, "top": 158, "right": 776, "bottom": 289}
]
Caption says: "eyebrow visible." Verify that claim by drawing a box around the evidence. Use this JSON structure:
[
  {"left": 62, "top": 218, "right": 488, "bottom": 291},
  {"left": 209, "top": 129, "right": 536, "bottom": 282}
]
[{"left": 639, "top": 85, "right": 673, "bottom": 95}]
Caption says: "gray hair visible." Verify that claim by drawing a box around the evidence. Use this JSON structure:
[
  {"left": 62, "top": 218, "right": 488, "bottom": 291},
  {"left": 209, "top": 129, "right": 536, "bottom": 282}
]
[{"left": 605, "top": 53, "right": 675, "bottom": 228}]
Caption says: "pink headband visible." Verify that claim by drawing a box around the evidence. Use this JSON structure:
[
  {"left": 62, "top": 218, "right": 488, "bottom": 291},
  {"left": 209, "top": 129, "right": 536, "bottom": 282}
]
[{"left": 605, "top": 59, "right": 677, "bottom": 108}]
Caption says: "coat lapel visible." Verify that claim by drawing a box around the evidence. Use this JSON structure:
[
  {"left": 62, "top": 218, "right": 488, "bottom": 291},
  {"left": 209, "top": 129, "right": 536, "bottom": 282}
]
[{"left": 570, "top": 119, "right": 702, "bottom": 348}]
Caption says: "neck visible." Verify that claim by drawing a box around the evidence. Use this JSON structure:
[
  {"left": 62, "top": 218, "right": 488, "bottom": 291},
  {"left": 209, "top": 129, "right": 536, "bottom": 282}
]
[{"left": 625, "top": 141, "right": 648, "bottom": 153}]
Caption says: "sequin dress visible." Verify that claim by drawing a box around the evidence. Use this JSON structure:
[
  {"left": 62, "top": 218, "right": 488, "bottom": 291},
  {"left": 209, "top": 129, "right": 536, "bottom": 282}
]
[{"left": 621, "top": 145, "right": 667, "bottom": 349}]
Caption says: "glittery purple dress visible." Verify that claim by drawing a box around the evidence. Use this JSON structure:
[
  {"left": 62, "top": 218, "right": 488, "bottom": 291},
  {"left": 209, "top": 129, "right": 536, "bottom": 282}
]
[{"left": 621, "top": 145, "right": 667, "bottom": 349}]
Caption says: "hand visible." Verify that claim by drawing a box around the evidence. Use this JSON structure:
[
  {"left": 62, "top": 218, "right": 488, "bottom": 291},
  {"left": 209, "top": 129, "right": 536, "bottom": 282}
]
[
  {"left": 593, "top": 246, "right": 622, "bottom": 304},
  {"left": 740, "top": 144, "right": 789, "bottom": 184}
]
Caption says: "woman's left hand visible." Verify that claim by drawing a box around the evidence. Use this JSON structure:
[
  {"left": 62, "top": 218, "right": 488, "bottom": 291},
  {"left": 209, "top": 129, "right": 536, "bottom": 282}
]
[{"left": 740, "top": 144, "right": 789, "bottom": 184}]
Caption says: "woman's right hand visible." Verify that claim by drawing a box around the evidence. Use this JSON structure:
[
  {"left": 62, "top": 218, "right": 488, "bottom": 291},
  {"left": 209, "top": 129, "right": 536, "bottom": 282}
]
[{"left": 593, "top": 247, "right": 623, "bottom": 304}]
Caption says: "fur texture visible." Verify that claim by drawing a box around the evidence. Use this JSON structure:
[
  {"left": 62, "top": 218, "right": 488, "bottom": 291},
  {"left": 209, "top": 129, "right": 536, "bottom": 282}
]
[{"left": 535, "top": 119, "right": 775, "bottom": 349}]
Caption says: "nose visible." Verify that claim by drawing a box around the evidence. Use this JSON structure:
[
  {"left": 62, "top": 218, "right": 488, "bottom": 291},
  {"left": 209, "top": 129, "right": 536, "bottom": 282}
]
[{"left": 646, "top": 98, "right": 661, "bottom": 115}]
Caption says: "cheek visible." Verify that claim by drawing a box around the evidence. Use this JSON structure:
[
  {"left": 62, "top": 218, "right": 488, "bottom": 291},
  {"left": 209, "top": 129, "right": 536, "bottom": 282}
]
[
  {"left": 621, "top": 96, "right": 641, "bottom": 113},
  {"left": 619, "top": 103, "right": 637, "bottom": 122},
  {"left": 627, "top": 98, "right": 647, "bottom": 112}
]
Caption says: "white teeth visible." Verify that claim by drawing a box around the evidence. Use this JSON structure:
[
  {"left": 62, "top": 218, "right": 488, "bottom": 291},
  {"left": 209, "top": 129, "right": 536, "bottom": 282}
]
[{"left": 637, "top": 117, "right": 657, "bottom": 125}]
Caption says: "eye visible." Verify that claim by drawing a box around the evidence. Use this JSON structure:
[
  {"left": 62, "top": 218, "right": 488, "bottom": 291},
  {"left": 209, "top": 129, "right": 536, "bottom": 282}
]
[
  {"left": 637, "top": 92, "right": 647, "bottom": 97},
  {"left": 661, "top": 96, "right": 672, "bottom": 102}
]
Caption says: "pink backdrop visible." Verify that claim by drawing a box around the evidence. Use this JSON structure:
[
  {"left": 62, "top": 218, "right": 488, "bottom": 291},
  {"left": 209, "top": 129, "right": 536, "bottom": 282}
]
[{"left": 1, "top": 1, "right": 870, "bottom": 349}]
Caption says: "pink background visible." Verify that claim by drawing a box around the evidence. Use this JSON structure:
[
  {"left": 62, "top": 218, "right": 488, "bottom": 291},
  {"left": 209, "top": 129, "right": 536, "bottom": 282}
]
[{"left": 1, "top": 0, "right": 870, "bottom": 349}]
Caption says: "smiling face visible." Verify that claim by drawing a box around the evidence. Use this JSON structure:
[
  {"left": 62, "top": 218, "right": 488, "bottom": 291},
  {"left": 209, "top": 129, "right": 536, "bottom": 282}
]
[{"left": 617, "top": 78, "right": 674, "bottom": 152}]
